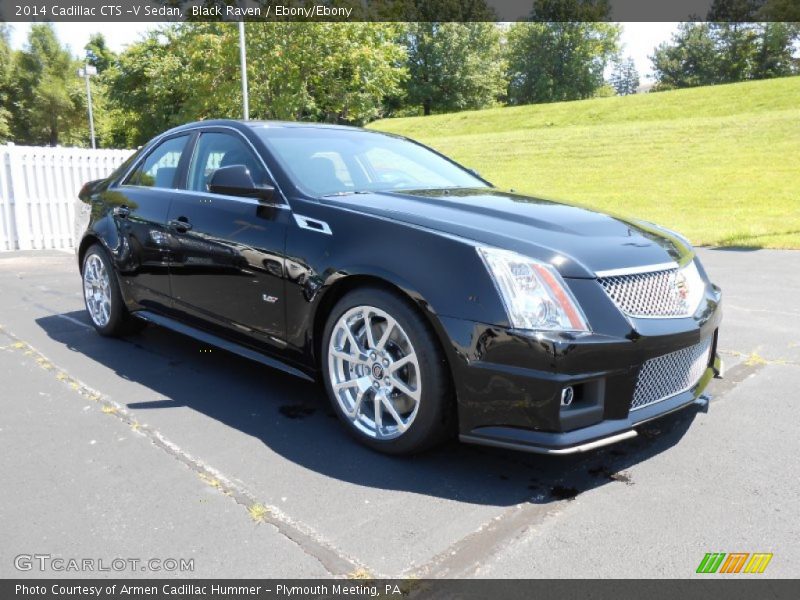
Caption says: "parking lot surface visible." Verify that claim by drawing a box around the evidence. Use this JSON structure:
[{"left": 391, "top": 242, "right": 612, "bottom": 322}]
[{"left": 0, "top": 248, "right": 797, "bottom": 578}]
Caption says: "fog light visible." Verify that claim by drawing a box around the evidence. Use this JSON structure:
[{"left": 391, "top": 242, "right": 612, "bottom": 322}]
[{"left": 560, "top": 386, "right": 574, "bottom": 407}]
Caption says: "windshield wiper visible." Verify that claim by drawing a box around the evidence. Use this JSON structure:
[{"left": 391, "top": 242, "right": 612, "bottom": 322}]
[{"left": 321, "top": 190, "right": 372, "bottom": 197}]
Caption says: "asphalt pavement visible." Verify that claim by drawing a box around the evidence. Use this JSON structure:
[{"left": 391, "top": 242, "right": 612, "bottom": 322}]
[{"left": 0, "top": 248, "right": 797, "bottom": 578}]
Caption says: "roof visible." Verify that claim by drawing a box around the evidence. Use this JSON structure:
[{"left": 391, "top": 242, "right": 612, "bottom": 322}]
[
  {"left": 167, "top": 118, "right": 365, "bottom": 133},
  {"left": 246, "top": 120, "right": 364, "bottom": 132},
  {"left": 155, "top": 119, "right": 395, "bottom": 145}
]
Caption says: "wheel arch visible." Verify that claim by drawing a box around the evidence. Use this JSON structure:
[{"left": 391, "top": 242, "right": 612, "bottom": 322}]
[
  {"left": 77, "top": 233, "right": 104, "bottom": 273},
  {"left": 311, "top": 271, "right": 457, "bottom": 398},
  {"left": 78, "top": 218, "right": 126, "bottom": 270}
]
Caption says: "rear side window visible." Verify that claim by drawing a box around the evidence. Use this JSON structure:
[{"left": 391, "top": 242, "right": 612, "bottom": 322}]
[{"left": 125, "top": 135, "right": 190, "bottom": 189}]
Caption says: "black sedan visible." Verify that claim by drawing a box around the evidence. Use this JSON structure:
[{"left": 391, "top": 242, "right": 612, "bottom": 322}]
[{"left": 76, "top": 120, "right": 722, "bottom": 455}]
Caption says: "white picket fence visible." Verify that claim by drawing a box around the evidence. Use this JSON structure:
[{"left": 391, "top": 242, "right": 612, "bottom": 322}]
[{"left": 0, "top": 145, "right": 134, "bottom": 251}]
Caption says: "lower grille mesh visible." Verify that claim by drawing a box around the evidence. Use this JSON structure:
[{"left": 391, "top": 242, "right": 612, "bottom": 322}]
[{"left": 632, "top": 337, "right": 712, "bottom": 411}]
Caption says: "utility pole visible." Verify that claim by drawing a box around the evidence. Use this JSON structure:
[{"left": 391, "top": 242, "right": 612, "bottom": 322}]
[
  {"left": 239, "top": 21, "right": 249, "bottom": 120},
  {"left": 77, "top": 63, "right": 97, "bottom": 149}
]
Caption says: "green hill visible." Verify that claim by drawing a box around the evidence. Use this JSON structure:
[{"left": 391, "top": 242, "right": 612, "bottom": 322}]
[{"left": 369, "top": 77, "right": 800, "bottom": 249}]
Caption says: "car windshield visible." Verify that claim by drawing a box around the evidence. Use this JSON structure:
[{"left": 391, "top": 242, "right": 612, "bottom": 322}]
[{"left": 256, "top": 126, "right": 488, "bottom": 197}]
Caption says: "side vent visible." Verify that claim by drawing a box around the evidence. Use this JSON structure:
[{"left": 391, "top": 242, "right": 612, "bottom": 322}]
[{"left": 293, "top": 214, "right": 332, "bottom": 235}]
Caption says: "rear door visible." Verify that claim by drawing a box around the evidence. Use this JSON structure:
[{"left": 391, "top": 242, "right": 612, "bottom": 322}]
[
  {"left": 110, "top": 133, "right": 192, "bottom": 313},
  {"left": 166, "top": 128, "right": 289, "bottom": 348}
]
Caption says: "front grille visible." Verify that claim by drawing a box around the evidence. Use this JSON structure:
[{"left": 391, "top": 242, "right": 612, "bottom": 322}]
[
  {"left": 631, "top": 337, "right": 712, "bottom": 411},
  {"left": 599, "top": 267, "right": 687, "bottom": 317}
]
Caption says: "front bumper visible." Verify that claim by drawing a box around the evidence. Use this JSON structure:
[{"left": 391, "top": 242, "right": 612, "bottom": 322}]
[
  {"left": 460, "top": 353, "right": 721, "bottom": 454},
  {"left": 441, "top": 283, "right": 723, "bottom": 455}
]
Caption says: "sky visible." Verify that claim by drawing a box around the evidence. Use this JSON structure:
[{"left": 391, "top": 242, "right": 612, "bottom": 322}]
[{"left": 7, "top": 21, "right": 679, "bottom": 80}]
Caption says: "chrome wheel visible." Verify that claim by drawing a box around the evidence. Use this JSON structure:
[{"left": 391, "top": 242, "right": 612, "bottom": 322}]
[
  {"left": 83, "top": 254, "right": 112, "bottom": 328},
  {"left": 328, "top": 305, "right": 422, "bottom": 440}
]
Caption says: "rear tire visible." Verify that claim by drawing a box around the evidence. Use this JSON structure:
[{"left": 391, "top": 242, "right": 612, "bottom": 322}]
[
  {"left": 82, "top": 244, "right": 146, "bottom": 337},
  {"left": 321, "top": 287, "right": 454, "bottom": 455}
]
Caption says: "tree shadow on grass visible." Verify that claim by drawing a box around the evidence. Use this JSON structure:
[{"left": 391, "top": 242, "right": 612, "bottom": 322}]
[
  {"left": 708, "top": 229, "right": 800, "bottom": 251},
  {"left": 37, "top": 310, "right": 705, "bottom": 508}
]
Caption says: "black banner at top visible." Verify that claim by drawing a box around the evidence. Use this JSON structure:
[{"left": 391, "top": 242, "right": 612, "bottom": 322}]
[{"left": 1, "top": 0, "right": 799, "bottom": 23}]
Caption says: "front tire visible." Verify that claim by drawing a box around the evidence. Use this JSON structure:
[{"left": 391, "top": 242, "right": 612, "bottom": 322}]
[
  {"left": 321, "top": 287, "right": 453, "bottom": 455},
  {"left": 82, "top": 244, "right": 145, "bottom": 337}
]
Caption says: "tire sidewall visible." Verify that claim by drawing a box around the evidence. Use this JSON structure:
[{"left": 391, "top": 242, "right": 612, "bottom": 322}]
[
  {"left": 321, "top": 287, "right": 452, "bottom": 455},
  {"left": 82, "top": 244, "right": 129, "bottom": 336}
]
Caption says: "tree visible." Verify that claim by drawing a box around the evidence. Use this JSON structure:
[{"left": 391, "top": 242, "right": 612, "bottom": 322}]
[
  {"left": 707, "top": 0, "right": 800, "bottom": 22},
  {"left": 80, "top": 33, "right": 119, "bottom": 148},
  {"left": 528, "top": 0, "right": 612, "bottom": 21},
  {"left": 759, "top": 0, "right": 800, "bottom": 20},
  {"left": 302, "top": 23, "right": 408, "bottom": 123},
  {"left": 103, "top": 27, "right": 195, "bottom": 147},
  {"left": 715, "top": 22, "right": 761, "bottom": 82},
  {"left": 245, "top": 22, "right": 407, "bottom": 123},
  {"left": 650, "top": 23, "right": 721, "bottom": 90},
  {"left": 404, "top": 22, "right": 507, "bottom": 115},
  {"left": 84, "top": 33, "right": 116, "bottom": 73},
  {"left": 650, "top": 21, "right": 798, "bottom": 90},
  {"left": 609, "top": 57, "right": 640, "bottom": 95},
  {"left": 506, "top": 22, "right": 621, "bottom": 104},
  {"left": 0, "top": 25, "right": 13, "bottom": 142},
  {"left": 104, "top": 23, "right": 408, "bottom": 146},
  {"left": 707, "top": 0, "right": 767, "bottom": 20},
  {"left": 10, "top": 24, "right": 86, "bottom": 146},
  {"left": 385, "top": 0, "right": 496, "bottom": 21},
  {"left": 751, "top": 22, "right": 798, "bottom": 79}
]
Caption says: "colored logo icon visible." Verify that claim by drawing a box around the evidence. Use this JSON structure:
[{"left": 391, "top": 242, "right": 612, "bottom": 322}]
[{"left": 696, "top": 552, "right": 773, "bottom": 574}]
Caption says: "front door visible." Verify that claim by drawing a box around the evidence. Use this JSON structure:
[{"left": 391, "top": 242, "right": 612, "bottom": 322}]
[{"left": 166, "top": 130, "right": 288, "bottom": 348}]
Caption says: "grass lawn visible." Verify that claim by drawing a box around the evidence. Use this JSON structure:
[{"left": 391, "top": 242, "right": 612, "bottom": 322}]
[{"left": 369, "top": 77, "right": 800, "bottom": 249}]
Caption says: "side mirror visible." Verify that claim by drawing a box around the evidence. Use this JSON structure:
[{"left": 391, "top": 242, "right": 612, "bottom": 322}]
[{"left": 208, "top": 165, "right": 275, "bottom": 203}]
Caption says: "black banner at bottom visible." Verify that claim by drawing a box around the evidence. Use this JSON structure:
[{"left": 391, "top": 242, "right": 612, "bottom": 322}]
[{"left": 3, "top": 579, "right": 798, "bottom": 600}]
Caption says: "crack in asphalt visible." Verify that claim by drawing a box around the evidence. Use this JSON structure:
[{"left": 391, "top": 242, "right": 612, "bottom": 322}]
[
  {"left": 408, "top": 502, "right": 556, "bottom": 578},
  {"left": 3, "top": 253, "right": 788, "bottom": 578},
  {"left": 719, "top": 349, "right": 800, "bottom": 368},
  {"left": 0, "top": 324, "right": 363, "bottom": 578},
  {"left": 404, "top": 347, "right": 773, "bottom": 578},
  {"left": 709, "top": 359, "right": 770, "bottom": 400},
  {"left": 6, "top": 307, "right": 773, "bottom": 578}
]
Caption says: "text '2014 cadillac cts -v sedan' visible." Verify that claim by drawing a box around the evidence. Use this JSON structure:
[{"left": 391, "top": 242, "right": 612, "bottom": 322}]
[{"left": 76, "top": 120, "right": 722, "bottom": 455}]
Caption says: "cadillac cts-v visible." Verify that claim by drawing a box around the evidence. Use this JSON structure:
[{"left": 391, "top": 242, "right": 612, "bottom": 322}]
[{"left": 76, "top": 120, "right": 723, "bottom": 455}]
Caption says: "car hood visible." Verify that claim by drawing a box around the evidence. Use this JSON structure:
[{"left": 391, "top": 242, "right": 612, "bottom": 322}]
[{"left": 327, "top": 188, "right": 693, "bottom": 278}]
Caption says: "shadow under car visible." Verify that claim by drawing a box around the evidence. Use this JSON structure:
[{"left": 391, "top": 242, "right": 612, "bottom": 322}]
[{"left": 36, "top": 310, "right": 703, "bottom": 507}]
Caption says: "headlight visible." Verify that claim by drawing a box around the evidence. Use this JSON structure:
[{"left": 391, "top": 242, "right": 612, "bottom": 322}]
[
  {"left": 477, "top": 247, "right": 590, "bottom": 332},
  {"left": 676, "top": 260, "right": 705, "bottom": 316}
]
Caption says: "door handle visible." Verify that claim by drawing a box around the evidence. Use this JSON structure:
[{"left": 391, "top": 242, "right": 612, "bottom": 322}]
[
  {"left": 168, "top": 218, "right": 193, "bottom": 232},
  {"left": 113, "top": 205, "right": 130, "bottom": 218}
]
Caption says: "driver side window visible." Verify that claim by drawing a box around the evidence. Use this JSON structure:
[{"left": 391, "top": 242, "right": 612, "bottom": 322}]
[{"left": 188, "top": 132, "right": 267, "bottom": 193}]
